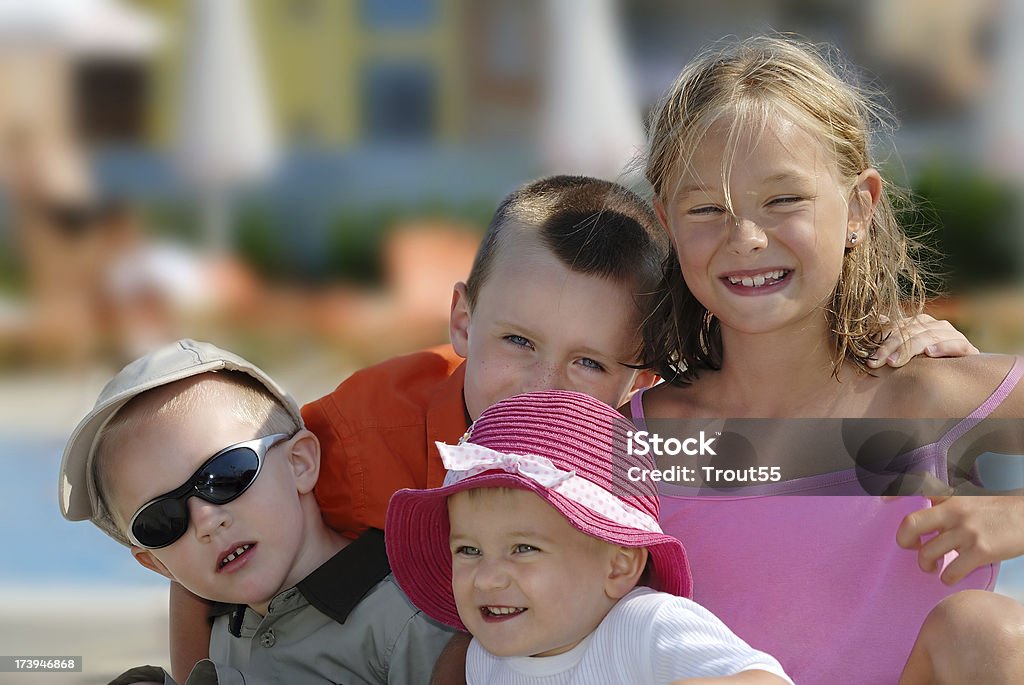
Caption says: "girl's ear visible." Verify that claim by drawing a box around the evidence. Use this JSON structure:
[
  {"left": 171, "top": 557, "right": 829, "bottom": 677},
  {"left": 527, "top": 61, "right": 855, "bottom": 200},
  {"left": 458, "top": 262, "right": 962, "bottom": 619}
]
[
  {"left": 285, "top": 429, "right": 321, "bottom": 495},
  {"left": 653, "top": 196, "right": 675, "bottom": 243},
  {"left": 132, "top": 547, "right": 177, "bottom": 582},
  {"left": 847, "top": 168, "right": 883, "bottom": 244},
  {"left": 449, "top": 282, "right": 472, "bottom": 359},
  {"left": 629, "top": 369, "right": 659, "bottom": 396},
  {"left": 605, "top": 546, "right": 648, "bottom": 600}
]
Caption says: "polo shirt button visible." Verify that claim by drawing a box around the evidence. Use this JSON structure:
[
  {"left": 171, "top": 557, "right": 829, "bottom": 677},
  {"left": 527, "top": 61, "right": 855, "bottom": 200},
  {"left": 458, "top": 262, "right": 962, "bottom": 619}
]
[{"left": 259, "top": 630, "right": 276, "bottom": 648}]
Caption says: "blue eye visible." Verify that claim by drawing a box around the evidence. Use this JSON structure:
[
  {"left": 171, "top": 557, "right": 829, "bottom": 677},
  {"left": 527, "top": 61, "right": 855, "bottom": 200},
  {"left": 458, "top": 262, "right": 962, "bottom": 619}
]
[
  {"left": 454, "top": 545, "right": 480, "bottom": 557},
  {"left": 578, "top": 358, "right": 606, "bottom": 372},
  {"left": 688, "top": 205, "right": 724, "bottom": 216},
  {"left": 513, "top": 543, "right": 539, "bottom": 553},
  {"left": 504, "top": 335, "right": 532, "bottom": 348}
]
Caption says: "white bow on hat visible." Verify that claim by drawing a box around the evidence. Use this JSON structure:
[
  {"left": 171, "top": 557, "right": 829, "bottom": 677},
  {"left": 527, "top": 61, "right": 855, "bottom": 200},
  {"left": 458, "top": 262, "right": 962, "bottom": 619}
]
[
  {"left": 436, "top": 441, "right": 663, "bottom": 534},
  {"left": 440, "top": 442, "right": 574, "bottom": 488}
]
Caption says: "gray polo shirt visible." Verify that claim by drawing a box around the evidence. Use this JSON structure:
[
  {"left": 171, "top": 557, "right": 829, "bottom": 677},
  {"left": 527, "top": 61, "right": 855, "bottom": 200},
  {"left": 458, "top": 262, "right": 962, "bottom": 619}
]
[{"left": 118, "top": 530, "right": 455, "bottom": 685}]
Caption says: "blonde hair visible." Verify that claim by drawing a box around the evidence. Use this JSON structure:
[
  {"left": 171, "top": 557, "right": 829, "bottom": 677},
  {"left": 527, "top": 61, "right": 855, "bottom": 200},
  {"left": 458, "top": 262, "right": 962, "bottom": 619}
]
[
  {"left": 643, "top": 35, "right": 931, "bottom": 382},
  {"left": 93, "top": 371, "right": 300, "bottom": 546}
]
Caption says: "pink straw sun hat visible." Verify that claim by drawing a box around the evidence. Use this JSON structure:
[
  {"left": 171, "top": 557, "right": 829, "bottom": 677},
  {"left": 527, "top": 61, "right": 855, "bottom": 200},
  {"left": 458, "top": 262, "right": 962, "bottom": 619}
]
[{"left": 384, "top": 389, "right": 692, "bottom": 631}]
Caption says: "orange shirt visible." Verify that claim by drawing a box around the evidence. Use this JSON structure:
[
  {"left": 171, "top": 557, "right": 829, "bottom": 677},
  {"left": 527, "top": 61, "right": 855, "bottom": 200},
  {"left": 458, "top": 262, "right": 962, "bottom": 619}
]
[{"left": 304, "top": 345, "right": 468, "bottom": 536}]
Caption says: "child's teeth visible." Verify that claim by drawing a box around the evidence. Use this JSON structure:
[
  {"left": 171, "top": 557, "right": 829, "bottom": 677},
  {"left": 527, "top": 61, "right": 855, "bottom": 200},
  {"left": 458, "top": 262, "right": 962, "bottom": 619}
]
[
  {"left": 729, "top": 270, "right": 786, "bottom": 287},
  {"left": 486, "top": 606, "right": 523, "bottom": 616},
  {"left": 221, "top": 545, "right": 252, "bottom": 566}
]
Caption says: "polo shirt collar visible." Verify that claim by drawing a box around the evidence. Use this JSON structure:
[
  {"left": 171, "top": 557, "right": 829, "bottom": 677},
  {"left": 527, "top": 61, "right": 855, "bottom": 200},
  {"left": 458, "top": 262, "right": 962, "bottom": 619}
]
[
  {"left": 297, "top": 528, "right": 390, "bottom": 625},
  {"left": 227, "top": 528, "right": 390, "bottom": 636}
]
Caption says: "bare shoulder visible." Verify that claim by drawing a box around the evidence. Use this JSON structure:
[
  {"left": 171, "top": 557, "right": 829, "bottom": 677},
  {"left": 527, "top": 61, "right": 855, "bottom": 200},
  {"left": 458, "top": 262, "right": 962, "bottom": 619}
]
[{"left": 883, "top": 354, "right": 1023, "bottom": 418}]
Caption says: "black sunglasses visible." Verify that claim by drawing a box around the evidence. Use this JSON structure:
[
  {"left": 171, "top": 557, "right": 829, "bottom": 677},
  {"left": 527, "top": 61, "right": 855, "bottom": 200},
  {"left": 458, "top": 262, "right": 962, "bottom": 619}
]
[{"left": 127, "top": 433, "right": 291, "bottom": 549}]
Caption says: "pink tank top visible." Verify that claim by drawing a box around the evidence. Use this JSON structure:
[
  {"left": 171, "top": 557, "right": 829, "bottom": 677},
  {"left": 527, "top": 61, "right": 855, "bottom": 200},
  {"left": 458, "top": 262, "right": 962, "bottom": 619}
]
[{"left": 630, "top": 357, "right": 1023, "bottom": 684}]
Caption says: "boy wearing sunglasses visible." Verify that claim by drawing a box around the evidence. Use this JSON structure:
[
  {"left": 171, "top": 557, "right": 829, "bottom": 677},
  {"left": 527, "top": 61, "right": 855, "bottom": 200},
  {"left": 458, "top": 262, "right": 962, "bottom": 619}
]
[{"left": 58, "top": 339, "right": 454, "bottom": 685}]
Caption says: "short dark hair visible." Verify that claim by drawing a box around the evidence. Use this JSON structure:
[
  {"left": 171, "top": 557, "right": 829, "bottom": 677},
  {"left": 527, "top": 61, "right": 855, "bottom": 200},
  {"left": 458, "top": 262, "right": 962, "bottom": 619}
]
[{"left": 465, "top": 175, "right": 667, "bottom": 315}]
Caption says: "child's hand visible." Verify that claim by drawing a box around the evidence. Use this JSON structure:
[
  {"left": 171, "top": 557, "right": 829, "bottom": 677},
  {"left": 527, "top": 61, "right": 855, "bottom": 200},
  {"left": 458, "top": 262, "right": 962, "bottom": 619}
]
[
  {"left": 868, "top": 313, "right": 979, "bottom": 369},
  {"left": 895, "top": 489, "right": 1024, "bottom": 584}
]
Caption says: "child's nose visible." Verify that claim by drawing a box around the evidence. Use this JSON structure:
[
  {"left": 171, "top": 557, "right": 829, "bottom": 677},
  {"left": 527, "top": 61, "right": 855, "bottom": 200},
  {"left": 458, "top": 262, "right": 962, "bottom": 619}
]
[
  {"left": 473, "top": 558, "right": 512, "bottom": 591},
  {"left": 726, "top": 215, "right": 768, "bottom": 254},
  {"left": 520, "top": 362, "right": 566, "bottom": 394},
  {"left": 188, "top": 496, "right": 231, "bottom": 540}
]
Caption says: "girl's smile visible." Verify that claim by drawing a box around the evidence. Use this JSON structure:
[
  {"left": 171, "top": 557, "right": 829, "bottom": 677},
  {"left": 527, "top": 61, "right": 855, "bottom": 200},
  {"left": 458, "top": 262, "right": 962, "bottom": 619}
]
[{"left": 719, "top": 267, "right": 793, "bottom": 295}]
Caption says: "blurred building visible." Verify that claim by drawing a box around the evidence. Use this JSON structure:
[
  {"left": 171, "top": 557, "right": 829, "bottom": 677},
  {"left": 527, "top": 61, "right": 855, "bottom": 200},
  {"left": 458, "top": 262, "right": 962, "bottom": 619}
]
[
  {"left": 3, "top": 0, "right": 1017, "bottom": 283},
  {"left": 106, "top": 0, "right": 1009, "bottom": 184},
  {"left": 135, "top": 0, "right": 544, "bottom": 149}
]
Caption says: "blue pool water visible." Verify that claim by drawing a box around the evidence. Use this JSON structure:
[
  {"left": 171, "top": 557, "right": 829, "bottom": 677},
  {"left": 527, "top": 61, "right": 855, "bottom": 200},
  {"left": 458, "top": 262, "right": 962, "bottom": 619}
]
[{"left": 1, "top": 437, "right": 163, "bottom": 588}]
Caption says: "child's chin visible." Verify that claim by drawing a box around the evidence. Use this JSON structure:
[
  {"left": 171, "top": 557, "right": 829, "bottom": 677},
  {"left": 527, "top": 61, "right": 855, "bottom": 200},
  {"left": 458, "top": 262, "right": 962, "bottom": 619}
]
[{"left": 476, "top": 639, "right": 530, "bottom": 659}]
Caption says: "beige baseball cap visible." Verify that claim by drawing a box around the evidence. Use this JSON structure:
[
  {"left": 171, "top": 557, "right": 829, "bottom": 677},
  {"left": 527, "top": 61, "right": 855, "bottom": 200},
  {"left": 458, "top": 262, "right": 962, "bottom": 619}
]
[{"left": 59, "top": 339, "right": 304, "bottom": 527}]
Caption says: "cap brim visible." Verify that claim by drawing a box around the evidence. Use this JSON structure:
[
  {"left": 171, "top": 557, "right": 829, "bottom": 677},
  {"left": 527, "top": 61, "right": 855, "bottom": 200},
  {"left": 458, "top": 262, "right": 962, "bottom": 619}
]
[{"left": 60, "top": 394, "right": 136, "bottom": 521}]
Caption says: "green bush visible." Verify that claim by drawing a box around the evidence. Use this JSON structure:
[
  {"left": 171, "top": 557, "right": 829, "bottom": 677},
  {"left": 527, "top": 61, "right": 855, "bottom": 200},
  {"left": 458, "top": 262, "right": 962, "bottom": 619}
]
[
  {"left": 324, "top": 200, "right": 489, "bottom": 285},
  {"left": 324, "top": 207, "right": 397, "bottom": 284},
  {"left": 133, "top": 197, "right": 492, "bottom": 285},
  {"left": 901, "top": 165, "right": 1021, "bottom": 292},
  {"left": 235, "top": 203, "right": 294, "bottom": 280}
]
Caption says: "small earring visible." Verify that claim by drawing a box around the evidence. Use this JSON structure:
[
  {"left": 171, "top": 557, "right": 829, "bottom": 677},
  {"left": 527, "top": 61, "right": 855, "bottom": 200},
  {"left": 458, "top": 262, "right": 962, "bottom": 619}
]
[{"left": 848, "top": 232, "right": 859, "bottom": 246}]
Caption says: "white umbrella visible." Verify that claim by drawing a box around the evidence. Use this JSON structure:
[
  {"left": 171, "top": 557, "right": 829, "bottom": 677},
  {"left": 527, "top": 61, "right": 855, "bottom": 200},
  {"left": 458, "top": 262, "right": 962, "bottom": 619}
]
[
  {"left": 175, "top": 0, "right": 276, "bottom": 251},
  {"left": 979, "top": 0, "right": 1024, "bottom": 180},
  {"left": 538, "top": 0, "right": 645, "bottom": 182}
]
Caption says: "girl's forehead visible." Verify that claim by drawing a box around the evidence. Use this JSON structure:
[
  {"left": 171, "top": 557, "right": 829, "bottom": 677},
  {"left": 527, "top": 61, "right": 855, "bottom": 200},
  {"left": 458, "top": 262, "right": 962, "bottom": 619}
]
[
  {"left": 671, "top": 113, "right": 843, "bottom": 190},
  {"left": 705, "top": 113, "right": 820, "bottom": 162}
]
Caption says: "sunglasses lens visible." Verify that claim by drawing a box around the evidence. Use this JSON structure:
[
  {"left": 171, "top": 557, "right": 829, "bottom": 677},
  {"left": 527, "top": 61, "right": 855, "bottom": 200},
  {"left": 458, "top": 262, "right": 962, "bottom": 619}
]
[
  {"left": 196, "top": 447, "right": 260, "bottom": 503},
  {"left": 132, "top": 498, "right": 189, "bottom": 549}
]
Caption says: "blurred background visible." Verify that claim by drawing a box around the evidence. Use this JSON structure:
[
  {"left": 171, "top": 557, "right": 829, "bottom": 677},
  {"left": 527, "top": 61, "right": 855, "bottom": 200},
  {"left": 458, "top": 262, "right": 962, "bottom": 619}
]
[{"left": 1, "top": 0, "right": 1022, "bottom": 682}]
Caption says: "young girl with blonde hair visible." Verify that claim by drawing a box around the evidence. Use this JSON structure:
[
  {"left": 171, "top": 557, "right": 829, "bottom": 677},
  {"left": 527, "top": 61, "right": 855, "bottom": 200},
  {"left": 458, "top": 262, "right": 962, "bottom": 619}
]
[{"left": 633, "top": 35, "right": 1024, "bottom": 684}]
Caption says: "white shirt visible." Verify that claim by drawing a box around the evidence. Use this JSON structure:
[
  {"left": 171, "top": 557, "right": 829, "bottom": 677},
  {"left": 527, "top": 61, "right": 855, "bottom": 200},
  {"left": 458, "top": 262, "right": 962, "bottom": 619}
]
[{"left": 466, "top": 586, "right": 793, "bottom": 685}]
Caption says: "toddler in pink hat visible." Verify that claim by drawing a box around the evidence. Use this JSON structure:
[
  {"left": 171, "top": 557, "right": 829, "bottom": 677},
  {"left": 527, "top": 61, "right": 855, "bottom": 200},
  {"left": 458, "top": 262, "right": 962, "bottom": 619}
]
[{"left": 386, "top": 390, "right": 792, "bottom": 684}]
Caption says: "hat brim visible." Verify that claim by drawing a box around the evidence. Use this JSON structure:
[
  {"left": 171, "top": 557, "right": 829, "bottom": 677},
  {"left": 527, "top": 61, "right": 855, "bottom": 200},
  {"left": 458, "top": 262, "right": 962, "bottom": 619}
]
[{"left": 385, "top": 471, "right": 692, "bottom": 631}]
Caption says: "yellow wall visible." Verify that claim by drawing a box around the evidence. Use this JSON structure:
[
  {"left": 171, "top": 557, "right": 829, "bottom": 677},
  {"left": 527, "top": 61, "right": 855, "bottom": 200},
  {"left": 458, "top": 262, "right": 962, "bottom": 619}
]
[{"left": 133, "top": 0, "right": 464, "bottom": 147}]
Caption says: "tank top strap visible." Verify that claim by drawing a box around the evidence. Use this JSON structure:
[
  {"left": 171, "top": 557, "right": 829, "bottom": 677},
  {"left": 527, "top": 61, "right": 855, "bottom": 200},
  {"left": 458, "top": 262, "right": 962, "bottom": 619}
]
[
  {"left": 628, "top": 387, "right": 650, "bottom": 431},
  {"left": 937, "top": 355, "right": 1024, "bottom": 451}
]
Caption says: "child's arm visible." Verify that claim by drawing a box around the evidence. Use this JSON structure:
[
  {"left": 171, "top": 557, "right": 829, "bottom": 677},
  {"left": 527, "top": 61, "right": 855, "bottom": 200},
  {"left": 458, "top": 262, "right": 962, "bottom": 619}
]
[
  {"left": 430, "top": 632, "right": 470, "bottom": 685},
  {"left": 672, "top": 671, "right": 792, "bottom": 684},
  {"left": 868, "top": 313, "right": 979, "bottom": 369},
  {"left": 107, "top": 664, "right": 169, "bottom": 684},
  {"left": 169, "top": 581, "right": 212, "bottom": 682}
]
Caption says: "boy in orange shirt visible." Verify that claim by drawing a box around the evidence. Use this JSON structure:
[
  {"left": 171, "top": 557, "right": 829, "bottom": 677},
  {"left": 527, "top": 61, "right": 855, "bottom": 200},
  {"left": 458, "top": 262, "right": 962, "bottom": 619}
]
[{"left": 167, "top": 175, "right": 975, "bottom": 681}]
